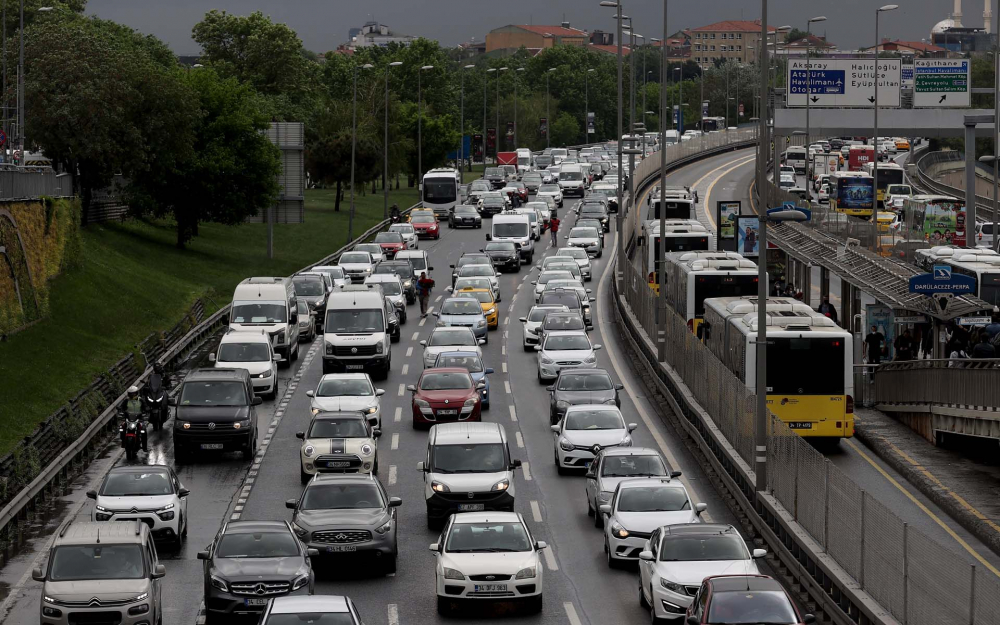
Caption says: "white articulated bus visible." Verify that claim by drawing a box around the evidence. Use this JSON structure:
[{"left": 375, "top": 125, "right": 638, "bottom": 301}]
[
  {"left": 661, "top": 251, "right": 761, "bottom": 335},
  {"left": 422, "top": 168, "right": 461, "bottom": 219}
]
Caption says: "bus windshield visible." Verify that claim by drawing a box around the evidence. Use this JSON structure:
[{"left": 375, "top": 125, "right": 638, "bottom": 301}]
[
  {"left": 693, "top": 275, "right": 759, "bottom": 316},
  {"left": 651, "top": 200, "right": 693, "bottom": 220},
  {"left": 767, "top": 337, "right": 844, "bottom": 395},
  {"left": 423, "top": 179, "right": 457, "bottom": 204},
  {"left": 874, "top": 168, "right": 904, "bottom": 190}
]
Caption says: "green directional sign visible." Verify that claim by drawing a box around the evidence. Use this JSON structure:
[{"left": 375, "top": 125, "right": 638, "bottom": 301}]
[
  {"left": 915, "top": 75, "right": 967, "bottom": 92},
  {"left": 913, "top": 59, "right": 970, "bottom": 107}
]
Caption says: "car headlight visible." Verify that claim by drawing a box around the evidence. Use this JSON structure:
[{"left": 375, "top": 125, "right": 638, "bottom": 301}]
[
  {"left": 437, "top": 321, "right": 446, "bottom": 327},
  {"left": 375, "top": 342, "right": 384, "bottom": 354},
  {"left": 233, "top": 419, "right": 250, "bottom": 429},
  {"left": 360, "top": 443, "right": 373, "bottom": 456},
  {"left": 491, "top": 479, "right": 510, "bottom": 491},
  {"left": 485, "top": 307, "right": 496, "bottom": 315},
  {"left": 660, "top": 577, "right": 685, "bottom": 593},
  {"left": 558, "top": 438, "right": 574, "bottom": 452},
  {"left": 291, "top": 573, "right": 310, "bottom": 591},
  {"left": 156, "top": 503, "right": 175, "bottom": 521},
  {"left": 555, "top": 400, "right": 570, "bottom": 409},
  {"left": 476, "top": 320, "right": 486, "bottom": 328},
  {"left": 374, "top": 519, "right": 393, "bottom": 535},
  {"left": 611, "top": 523, "right": 629, "bottom": 539},
  {"left": 364, "top": 405, "right": 378, "bottom": 415},
  {"left": 431, "top": 481, "right": 450, "bottom": 493},
  {"left": 291, "top": 522, "right": 308, "bottom": 539},
  {"left": 584, "top": 354, "right": 597, "bottom": 363},
  {"left": 403, "top": 280, "right": 412, "bottom": 288},
  {"left": 303, "top": 445, "right": 315, "bottom": 458},
  {"left": 326, "top": 344, "right": 334, "bottom": 355},
  {"left": 258, "top": 370, "right": 272, "bottom": 378},
  {"left": 463, "top": 397, "right": 478, "bottom": 407},
  {"left": 620, "top": 436, "right": 632, "bottom": 447},
  {"left": 540, "top": 355, "right": 554, "bottom": 364},
  {"left": 598, "top": 491, "right": 613, "bottom": 503},
  {"left": 515, "top": 566, "right": 536, "bottom": 579},
  {"left": 443, "top": 567, "right": 465, "bottom": 580},
  {"left": 311, "top": 407, "right": 320, "bottom": 415},
  {"left": 177, "top": 421, "right": 191, "bottom": 430},
  {"left": 210, "top": 573, "right": 229, "bottom": 592}
]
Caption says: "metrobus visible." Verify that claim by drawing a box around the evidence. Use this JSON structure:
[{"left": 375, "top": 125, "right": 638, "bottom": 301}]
[
  {"left": 701, "top": 296, "right": 854, "bottom": 439},
  {"left": 903, "top": 194, "right": 967, "bottom": 247},
  {"left": 701, "top": 117, "right": 726, "bottom": 132},
  {"left": 831, "top": 171, "right": 874, "bottom": 218},
  {"left": 422, "top": 168, "right": 461, "bottom": 219},
  {"left": 637, "top": 220, "right": 714, "bottom": 293},
  {"left": 863, "top": 162, "right": 904, "bottom": 208},
  {"left": 661, "top": 251, "right": 761, "bottom": 335},
  {"left": 945, "top": 252, "right": 1000, "bottom": 307}
]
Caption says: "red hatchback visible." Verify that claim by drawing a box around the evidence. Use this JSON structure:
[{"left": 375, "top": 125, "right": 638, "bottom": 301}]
[
  {"left": 685, "top": 575, "right": 814, "bottom": 625},
  {"left": 374, "top": 232, "right": 407, "bottom": 258},
  {"left": 408, "top": 368, "right": 483, "bottom": 429},
  {"left": 410, "top": 212, "right": 441, "bottom": 239}
]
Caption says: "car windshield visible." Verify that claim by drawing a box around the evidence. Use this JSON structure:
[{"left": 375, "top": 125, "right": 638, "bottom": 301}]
[
  {"left": 455, "top": 290, "right": 493, "bottom": 304},
  {"left": 446, "top": 521, "right": 532, "bottom": 553},
  {"left": 458, "top": 256, "right": 490, "bottom": 268},
  {"left": 179, "top": 381, "right": 246, "bottom": 407},
  {"left": 570, "top": 227, "right": 600, "bottom": 238},
  {"left": 370, "top": 280, "right": 401, "bottom": 296},
  {"left": 101, "top": 471, "right": 173, "bottom": 497},
  {"left": 429, "top": 329, "right": 476, "bottom": 346},
  {"left": 455, "top": 207, "right": 478, "bottom": 215},
  {"left": 264, "top": 616, "right": 355, "bottom": 625},
  {"left": 376, "top": 264, "right": 411, "bottom": 278},
  {"left": 617, "top": 486, "right": 689, "bottom": 512},
  {"left": 231, "top": 302, "right": 286, "bottom": 324},
  {"left": 300, "top": 483, "right": 383, "bottom": 510},
  {"left": 340, "top": 252, "right": 370, "bottom": 264},
  {"left": 539, "top": 184, "right": 559, "bottom": 192},
  {"left": 316, "top": 378, "right": 372, "bottom": 397},
  {"left": 390, "top": 224, "right": 415, "bottom": 234},
  {"left": 659, "top": 535, "right": 747, "bottom": 562},
  {"left": 601, "top": 455, "right": 666, "bottom": 477},
  {"left": 441, "top": 299, "right": 483, "bottom": 316},
  {"left": 538, "top": 272, "right": 573, "bottom": 284},
  {"left": 430, "top": 443, "right": 507, "bottom": 473},
  {"left": 420, "top": 372, "right": 473, "bottom": 390},
  {"left": 547, "top": 281, "right": 583, "bottom": 292},
  {"left": 325, "top": 309, "right": 384, "bottom": 333},
  {"left": 435, "top": 354, "right": 484, "bottom": 373},
  {"left": 565, "top": 409, "right": 623, "bottom": 430},
  {"left": 293, "top": 277, "right": 325, "bottom": 296},
  {"left": 454, "top": 279, "right": 491, "bottom": 292},
  {"left": 315, "top": 266, "right": 345, "bottom": 279},
  {"left": 557, "top": 373, "right": 613, "bottom": 391},
  {"left": 493, "top": 223, "right": 528, "bottom": 237},
  {"left": 544, "top": 334, "right": 591, "bottom": 351},
  {"left": 540, "top": 293, "right": 581, "bottom": 309},
  {"left": 218, "top": 342, "right": 270, "bottom": 363},
  {"left": 460, "top": 265, "right": 494, "bottom": 277},
  {"left": 355, "top": 244, "right": 382, "bottom": 256},
  {"left": 308, "top": 417, "right": 369, "bottom": 438},
  {"left": 557, "top": 249, "right": 588, "bottom": 260},
  {"left": 524, "top": 174, "right": 541, "bottom": 182},
  {"left": 411, "top": 213, "right": 436, "bottom": 223},
  {"left": 706, "top": 590, "right": 799, "bottom": 624},
  {"left": 483, "top": 197, "right": 504, "bottom": 206},
  {"left": 375, "top": 232, "right": 403, "bottom": 244},
  {"left": 527, "top": 307, "right": 561, "bottom": 322},
  {"left": 216, "top": 531, "right": 300, "bottom": 559},
  {"left": 471, "top": 180, "right": 491, "bottom": 191},
  {"left": 486, "top": 242, "right": 517, "bottom": 252},
  {"left": 48, "top": 545, "right": 145, "bottom": 581}
]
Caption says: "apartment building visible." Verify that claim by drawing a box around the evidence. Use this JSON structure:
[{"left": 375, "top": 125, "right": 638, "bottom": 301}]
[{"left": 690, "top": 20, "right": 775, "bottom": 68}]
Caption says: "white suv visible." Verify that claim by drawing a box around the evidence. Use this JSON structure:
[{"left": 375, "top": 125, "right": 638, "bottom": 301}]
[
  {"left": 87, "top": 465, "right": 189, "bottom": 546},
  {"left": 211, "top": 330, "right": 281, "bottom": 399}
]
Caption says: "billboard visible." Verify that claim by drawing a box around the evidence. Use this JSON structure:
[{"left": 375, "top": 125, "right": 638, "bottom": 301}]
[
  {"left": 505, "top": 121, "right": 514, "bottom": 140},
  {"left": 702, "top": 100, "right": 709, "bottom": 118},
  {"left": 587, "top": 112, "right": 595, "bottom": 134},
  {"left": 913, "top": 197, "right": 967, "bottom": 246},
  {"left": 486, "top": 128, "right": 496, "bottom": 152},
  {"left": 786, "top": 58, "right": 901, "bottom": 108},
  {"left": 737, "top": 215, "right": 760, "bottom": 258},
  {"left": 472, "top": 134, "right": 484, "bottom": 163},
  {"left": 539, "top": 117, "right": 548, "bottom": 137},
  {"left": 835, "top": 176, "right": 874, "bottom": 211},
  {"left": 716, "top": 201, "right": 740, "bottom": 241}
]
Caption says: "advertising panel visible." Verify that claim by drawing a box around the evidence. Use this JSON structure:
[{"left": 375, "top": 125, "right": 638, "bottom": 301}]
[{"left": 737, "top": 215, "right": 759, "bottom": 258}]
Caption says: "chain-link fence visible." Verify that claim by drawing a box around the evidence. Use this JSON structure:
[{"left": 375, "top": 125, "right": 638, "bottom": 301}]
[{"left": 617, "top": 249, "right": 1000, "bottom": 624}]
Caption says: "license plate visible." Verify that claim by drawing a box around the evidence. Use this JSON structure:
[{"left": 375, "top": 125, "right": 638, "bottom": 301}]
[
  {"left": 788, "top": 422, "right": 813, "bottom": 429},
  {"left": 474, "top": 584, "right": 508, "bottom": 592},
  {"left": 458, "top": 503, "right": 485, "bottom": 512},
  {"left": 244, "top": 598, "right": 269, "bottom": 606},
  {"left": 438, "top": 409, "right": 458, "bottom": 416},
  {"left": 326, "top": 545, "right": 357, "bottom": 553},
  {"left": 200, "top": 443, "right": 224, "bottom": 450},
  {"left": 326, "top": 461, "right": 351, "bottom": 468},
  {"left": 345, "top": 364, "right": 364, "bottom": 370}
]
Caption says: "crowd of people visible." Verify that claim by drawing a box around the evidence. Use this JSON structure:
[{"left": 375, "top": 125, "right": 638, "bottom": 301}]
[{"left": 944, "top": 317, "right": 1000, "bottom": 362}]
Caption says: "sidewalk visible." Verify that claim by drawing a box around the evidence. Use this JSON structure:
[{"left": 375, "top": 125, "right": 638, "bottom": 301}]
[{"left": 854, "top": 407, "right": 1000, "bottom": 556}]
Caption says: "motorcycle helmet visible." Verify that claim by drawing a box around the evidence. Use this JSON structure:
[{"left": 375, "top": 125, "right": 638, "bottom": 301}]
[
  {"left": 153, "top": 362, "right": 164, "bottom": 374},
  {"left": 127, "top": 385, "right": 139, "bottom": 398}
]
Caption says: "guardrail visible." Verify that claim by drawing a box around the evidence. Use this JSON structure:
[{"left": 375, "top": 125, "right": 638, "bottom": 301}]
[
  {"left": 614, "top": 147, "right": 1000, "bottom": 625},
  {"left": 914, "top": 150, "right": 997, "bottom": 223},
  {"left": 874, "top": 358, "right": 1000, "bottom": 410},
  {"left": 0, "top": 201, "right": 419, "bottom": 564},
  {"left": 0, "top": 168, "right": 73, "bottom": 201}
]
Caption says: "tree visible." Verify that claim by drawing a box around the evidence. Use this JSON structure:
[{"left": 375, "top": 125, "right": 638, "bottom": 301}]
[
  {"left": 785, "top": 28, "right": 808, "bottom": 43},
  {"left": 126, "top": 68, "right": 281, "bottom": 247},
  {"left": 549, "top": 112, "right": 580, "bottom": 148}
]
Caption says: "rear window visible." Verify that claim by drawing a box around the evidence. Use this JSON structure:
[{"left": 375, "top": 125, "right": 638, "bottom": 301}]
[{"left": 540, "top": 293, "right": 581, "bottom": 309}]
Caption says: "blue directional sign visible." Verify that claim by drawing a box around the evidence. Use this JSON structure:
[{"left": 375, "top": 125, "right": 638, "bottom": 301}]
[
  {"left": 789, "top": 69, "right": 845, "bottom": 96},
  {"left": 908, "top": 271, "right": 976, "bottom": 295}
]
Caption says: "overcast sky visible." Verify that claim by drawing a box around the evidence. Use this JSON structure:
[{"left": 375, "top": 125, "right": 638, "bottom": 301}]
[{"left": 86, "top": 1, "right": 981, "bottom": 55}]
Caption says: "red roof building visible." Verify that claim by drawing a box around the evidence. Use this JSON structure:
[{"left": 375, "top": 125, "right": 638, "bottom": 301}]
[{"left": 486, "top": 24, "right": 589, "bottom": 53}]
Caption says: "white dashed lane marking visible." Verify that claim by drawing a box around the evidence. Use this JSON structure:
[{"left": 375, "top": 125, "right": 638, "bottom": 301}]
[
  {"left": 401, "top": 364, "right": 409, "bottom": 375},
  {"left": 502, "top": 362, "right": 508, "bottom": 373},
  {"left": 530, "top": 500, "right": 543, "bottom": 522},
  {"left": 522, "top": 461, "right": 532, "bottom": 481},
  {"left": 394, "top": 407, "right": 402, "bottom": 422},
  {"left": 406, "top": 346, "right": 413, "bottom": 357},
  {"left": 509, "top": 405, "right": 517, "bottom": 422},
  {"left": 391, "top": 433, "right": 399, "bottom": 450},
  {"left": 515, "top": 431, "right": 524, "bottom": 448},
  {"left": 388, "top": 465, "right": 397, "bottom": 486},
  {"left": 398, "top": 384, "right": 405, "bottom": 397},
  {"left": 411, "top": 331, "right": 420, "bottom": 341},
  {"left": 388, "top": 604, "right": 399, "bottom": 625},
  {"left": 504, "top": 381, "right": 511, "bottom": 394},
  {"left": 543, "top": 545, "right": 559, "bottom": 571},
  {"left": 565, "top": 602, "right": 583, "bottom": 625}
]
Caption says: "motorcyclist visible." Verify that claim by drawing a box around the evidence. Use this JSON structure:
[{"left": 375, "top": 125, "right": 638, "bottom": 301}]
[
  {"left": 144, "top": 362, "right": 171, "bottom": 430},
  {"left": 123, "top": 385, "right": 148, "bottom": 452},
  {"left": 389, "top": 204, "right": 401, "bottom": 222}
]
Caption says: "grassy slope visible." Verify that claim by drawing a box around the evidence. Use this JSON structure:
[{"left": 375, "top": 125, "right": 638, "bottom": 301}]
[{"left": 0, "top": 186, "right": 418, "bottom": 456}]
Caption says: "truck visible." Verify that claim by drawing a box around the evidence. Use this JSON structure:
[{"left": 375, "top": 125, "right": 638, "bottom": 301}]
[
  {"left": 515, "top": 148, "right": 532, "bottom": 171},
  {"left": 497, "top": 152, "right": 518, "bottom": 169},
  {"left": 848, "top": 145, "right": 875, "bottom": 172}
]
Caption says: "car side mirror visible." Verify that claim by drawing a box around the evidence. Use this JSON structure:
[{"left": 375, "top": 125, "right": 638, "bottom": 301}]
[
  {"left": 752, "top": 548, "right": 767, "bottom": 559},
  {"left": 593, "top": 344, "right": 603, "bottom": 350},
  {"left": 599, "top": 504, "right": 612, "bottom": 515},
  {"left": 207, "top": 353, "right": 216, "bottom": 363},
  {"left": 168, "top": 397, "right": 178, "bottom": 407},
  {"left": 373, "top": 429, "right": 382, "bottom": 438},
  {"left": 251, "top": 396, "right": 263, "bottom": 406},
  {"left": 695, "top": 503, "right": 708, "bottom": 515},
  {"left": 670, "top": 471, "right": 683, "bottom": 478},
  {"left": 429, "top": 542, "right": 440, "bottom": 552},
  {"left": 586, "top": 289, "right": 592, "bottom": 293},
  {"left": 545, "top": 385, "right": 554, "bottom": 392},
  {"left": 476, "top": 382, "right": 486, "bottom": 390},
  {"left": 586, "top": 324, "right": 594, "bottom": 331},
  {"left": 305, "top": 390, "right": 315, "bottom": 398},
  {"left": 285, "top": 499, "right": 298, "bottom": 510},
  {"left": 803, "top": 615, "right": 816, "bottom": 624},
  {"left": 368, "top": 416, "right": 379, "bottom": 426},
  {"left": 86, "top": 489, "right": 97, "bottom": 500},
  {"left": 295, "top": 431, "right": 305, "bottom": 439},
  {"left": 307, "top": 548, "right": 320, "bottom": 557},
  {"left": 419, "top": 340, "right": 427, "bottom": 347},
  {"left": 638, "top": 550, "right": 654, "bottom": 561},
  {"left": 485, "top": 368, "right": 494, "bottom": 375},
  {"left": 178, "top": 488, "right": 190, "bottom": 498},
  {"left": 615, "top": 383, "right": 624, "bottom": 390},
  {"left": 485, "top": 234, "right": 492, "bottom": 241},
  {"left": 519, "top": 317, "right": 527, "bottom": 323},
  {"left": 273, "top": 353, "right": 284, "bottom": 362},
  {"left": 627, "top": 423, "right": 637, "bottom": 432},
  {"left": 406, "top": 384, "right": 417, "bottom": 392},
  {"left": 417, "top": 461, "right": 427, "bottom": 472},
  {"left": 375, "top": 388, "right": 385, "bottom": 396},
  {"left": 535, "top": 540, "right": 548, "bottom": 550},
  {"left": 389, "top": 497, "right": 402, "bottom": 507},
  {"left": 589, "top": 297, "right": 596, "bottom": 302},
  {"left": 550, "top": 425, "right": 560, "bottom": 433},
  {"left": 530, "top": 281, "right": 537, "bottom": 285},
  {"left": 534, "top": 345, "right": 542, "bottom": 352},
  {"left": 196, "top": 551, "right": 210, "bottom": 560},
  {"left": 31, "top": 567, "right": 45, "bottom": 582},
  {"left": 151, "top": 564, "right": 166, "bottom": 579},
  {"left": 687, "top": 617, "right": 700, "bottom": 625},
  {"left": 428, "top": 266, "right": 434, "bottom": 271},
  {"left": 478, "top": 339, "right": 486, "bottom": 345}
]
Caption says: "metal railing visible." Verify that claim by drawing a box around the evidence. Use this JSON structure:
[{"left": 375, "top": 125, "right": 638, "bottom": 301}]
[
  {"left": 0, "top": 168, "right": 72, "bottom": 201},
  {"left": 914, "top": 150, "right": 997, "bottom": 223},
  {"left": 874, "top": 358, "right": 1000, "bottom": 410}
]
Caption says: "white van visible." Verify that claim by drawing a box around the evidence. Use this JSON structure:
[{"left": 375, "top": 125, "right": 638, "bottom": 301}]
[
  {"left": 513, "top": 207, "right": 542, "bottom": 241},
  {"left": 323, "top": 286, "right": 392, "bottom": 379},
  {"left": 557, "top": 163, "right": 586, "bottom": 197},
  {"left": 418, "top": 422, "right": 521, "bottom": 529},
  {"left": 489, "top": 211, "right": 534, "bottom": 263},
  {"left": 396, "top": 249, "right": 433, "bottom": 277},
  {"left": 229, "top": 277, "right": 301, "bottom": 363},
  {"left": 550, "top": 148, "right": 568, "bottom": 165},
  {"left": 516, "top": 148, "right": 532, "bottom": 173}
]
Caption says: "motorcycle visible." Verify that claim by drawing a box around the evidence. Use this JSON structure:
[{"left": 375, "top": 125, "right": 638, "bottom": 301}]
[
  {"left": 390, "top": 213, "right": 402, "bottom": 224},
  {"left": 119, "top": 410, "right": 144, "bottom": 462},
  {"left": 141, "top": 373, "right": 170, "bottom": 431}
]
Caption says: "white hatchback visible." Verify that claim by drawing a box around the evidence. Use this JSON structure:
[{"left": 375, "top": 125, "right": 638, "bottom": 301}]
[
  {"left": 306, "top": 373, "right": 385, "bottom": 428},
  {"left": 88, "top": 465, "right": 188, "bottom": 547},
  {"left": 211, "top": 331, "right": 281, "bottom": 399},
  {"left": 536, "top": 330, "right": 601, "bottom": 382},
  {"left": 551, "top": 404, "right": 634, "bottom": 473}
]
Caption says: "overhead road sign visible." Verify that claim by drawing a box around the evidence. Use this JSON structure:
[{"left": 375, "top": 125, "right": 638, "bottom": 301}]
[
  {"left": 786, "top": 58, "right": 901, "bottom": 108},
  {"left": 908, "top": 270, "right": 976, "bottom": 295},
  {"left": 913, "top": 59, "right": 970, "bottom": 108}
]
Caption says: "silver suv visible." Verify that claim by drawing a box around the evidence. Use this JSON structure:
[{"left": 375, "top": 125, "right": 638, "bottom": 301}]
[{"left": 34, "top": 520, "right": 164, "bottom": 625}]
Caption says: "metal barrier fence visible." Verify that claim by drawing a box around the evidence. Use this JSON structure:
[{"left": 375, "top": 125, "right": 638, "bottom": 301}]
[
  {"left": 0, "top": 168, "right": 72, "bottom": 201},
  {"left": 618, "top": 252, "right": 1000, "bottom": 625},
  {"left": 874, "top": 358, "right": 1000, "bottom": 409}
]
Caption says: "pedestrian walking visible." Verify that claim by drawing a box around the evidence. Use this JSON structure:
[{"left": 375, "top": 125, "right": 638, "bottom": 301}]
[
  {"left": 971, "top": 330, "right": 997, "bottom": 358},
  {"left": 416, "top": 271, "right": 435, "bottom": 317},
  {"left": 894, "top": 329, "right": 914, "bottom": 361},
  {"left": 549, "top": 215, "right": 561, "bottom": 247},
  {"left": 864, "top": 325, "right": 885, "bottom": 365},
  {"left": 817, "top": 296, "right": 839, "bottom": 325}
]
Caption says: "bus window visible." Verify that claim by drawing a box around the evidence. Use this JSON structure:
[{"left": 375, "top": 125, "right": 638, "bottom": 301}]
[
  {"left": 766, "top": 338, "right": 844, "bottom": 395},
  {"left": 693, "top": 275, "right": 759, "bottom": 316}
]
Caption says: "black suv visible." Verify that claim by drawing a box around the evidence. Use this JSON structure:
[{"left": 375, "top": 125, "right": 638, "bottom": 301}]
[
  {"left": 482, "top": 242, "right": 521, "bottom": 273},
  {"left": 578, "top": 203, "right": 610, "bottom": 232},
  {"left": 171, "top": 368, "right": 261, "bottom": 460},
  {"left": 373, "top": 260, "right": 416, "bottom": 303},
  {"left": 484, "top": 168, "right": 505, "bottom": 189}
]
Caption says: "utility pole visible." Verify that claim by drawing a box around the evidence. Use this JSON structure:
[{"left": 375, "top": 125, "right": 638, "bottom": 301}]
[
  {"left": 515, "top": 67, "right": 524, "bottom": 147},
  {"left": 17, "top": 0, "right": 23, "bottom": 160},
  {"left": 384, "top": 61, "right": 402, "bottom": 219},
  {"left": 545, "top": 68, "right": 556, "bottom": 149},
  {"left": 873, "top": 5, "right": 899, "bottom": 249},
  {"left": 805, "top": 16, "right": 827, "bottom": 203},
  {"left": 350, "top": 64, "right": 373, "bottom": 242},
  {"left": 584, "top": 68, "right": 595, "bottom": 144},
  {"left": 600, "top": 0, "right": 625, "bottom": 281},
  {"left": 460, "top": 64, "right": 475, "bottom": 175},
  {"left": 755, "top": 0, "right": 769, "bottom": 494},
  {"left": 658, "top": 0, "right": 669, "bottom": 362}
]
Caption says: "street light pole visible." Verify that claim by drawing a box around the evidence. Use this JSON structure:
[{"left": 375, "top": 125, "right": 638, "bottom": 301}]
[
  {"left": 584, "top": 68, "right": 595, "bottom": 143},
  {"left": 515, "top": 67, "right": 524, "bottom": 147},
  {"left": 459, "top": 64, "right": 474, "bottom": 175},
  {"left": 545, "top": 68, "right": 556, "bottom": 149},
  {"left": 755, "top": 0, "right": 770, "bottom": 492},
  {"left": 873, "top": 5, "right": 898, "bottom": 250},
  {"left": 17, "top": 0, "right": 23, "bottom": 159},
  {"left": 600, "top": 0, "right": 625, "bottom": 280},
  {"left": 384, "top": 61, "right": 403, "bottom": 219},
  {"left": 805, "top": 16, "right": 826, "bottom": 202},
  {"left": 418, "top": 65, "right": 434, "bottom": 189},
  {"left": 350, "top": 63, "right": 374, "bottom": 242},
  {"left": 496, "top": 66, "right": 507, "bottom": 155},
  {"left": 658, "top": 0, "right": 669, "bottom": 362},
  {"left": 995, "top": 1, "right": 999, "bottom": 250},
  {"left": 484, "top": 67, "right": 491, "bottom": 164},
  {"left": 676, "top": 67, "right": 683, "bottom": 133}
]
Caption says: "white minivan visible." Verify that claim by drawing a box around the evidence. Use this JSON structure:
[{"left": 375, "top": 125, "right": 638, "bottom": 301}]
[
  {"left": 323, "top": 286, "right": 392, "bottom": 379},
  {"left": 229, "top": 277, "right": 301, "bottom": 363},
  {"left": 489, "top": 212, "right": 534, "bottom": 263}
]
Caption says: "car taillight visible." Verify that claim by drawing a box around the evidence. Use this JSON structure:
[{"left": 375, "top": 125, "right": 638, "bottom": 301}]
[
  {"left": 846, "top": 395, "right": 854, "bottom": 414},
  {"left": 647, "top": 272, "right": 656, "bottom": 284}
]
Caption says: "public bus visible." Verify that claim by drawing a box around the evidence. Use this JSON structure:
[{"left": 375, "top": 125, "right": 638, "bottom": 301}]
[
  {"left": 945, "top": 252, "right": 1000, "bottom": 307},
  {"left": 637, "top": 220, "right": 713, "bottom": 294},
  {"left": 863, "top": 162, "right": 904, "bottom": 208},
  {"left": 701, "top": 296, "right": 854, "bottom": 439},
  {"left": 661, "top": 251, "right": 761, "bottom": 335},
  {"left": 422, "top": 168, "right": 461, "bottom": 219},
  {"left": 903, "top": 194, "right": 967, "bottom": 247},
  {"left": 701, "top": 117, "right": 726, "bottom": 132},
  {"left": 831, "top": 171, "right": 874, "bottom": 218}
]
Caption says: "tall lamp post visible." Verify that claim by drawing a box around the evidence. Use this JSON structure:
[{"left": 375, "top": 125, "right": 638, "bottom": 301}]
[
  {"left": 675, "top": 67, "right": 683, "bottom": 133},
  {"left": 658, "top": 0, "right": 669, "bottom": 362},
  {"left": 485, "top": 67, "right": 493, "bottom": 164},
  {"left": 770, "top": 25, "right": 792, "bottom": 208},
  {"left": 384, "top": 61, "right": 402, "bottom": 219},
  {"left": 545, "top": 67, "right": 557, "bottom": 149},
  {"left": 584, "top": 68, "right": 596, "bottom": 143},
  {"left": 872, "top": 5, "right": 898, "bottom": 249},
  {"left": 418, "top": 65, "right": 434, "bottom": 190},
  {"left": 495, "top": 66, "right": 508, "bottom": 156},
  {"left": 642, "top": 69, "right": 652, "bottom": 152},
  {"left": 349, "top": 63, "right": 374, "bottom": 242},
  {"left": 514, "top": 67, "right": 524, "bottom": 147},
  {"left": 459, "top": 64, "right": 474, "bottom": 176},
  {"left": 600, "top": 0, "right": 626, "bottom": 282},
  {"left": 804, "top": 15, "right": 827, "bottom": 202}
]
